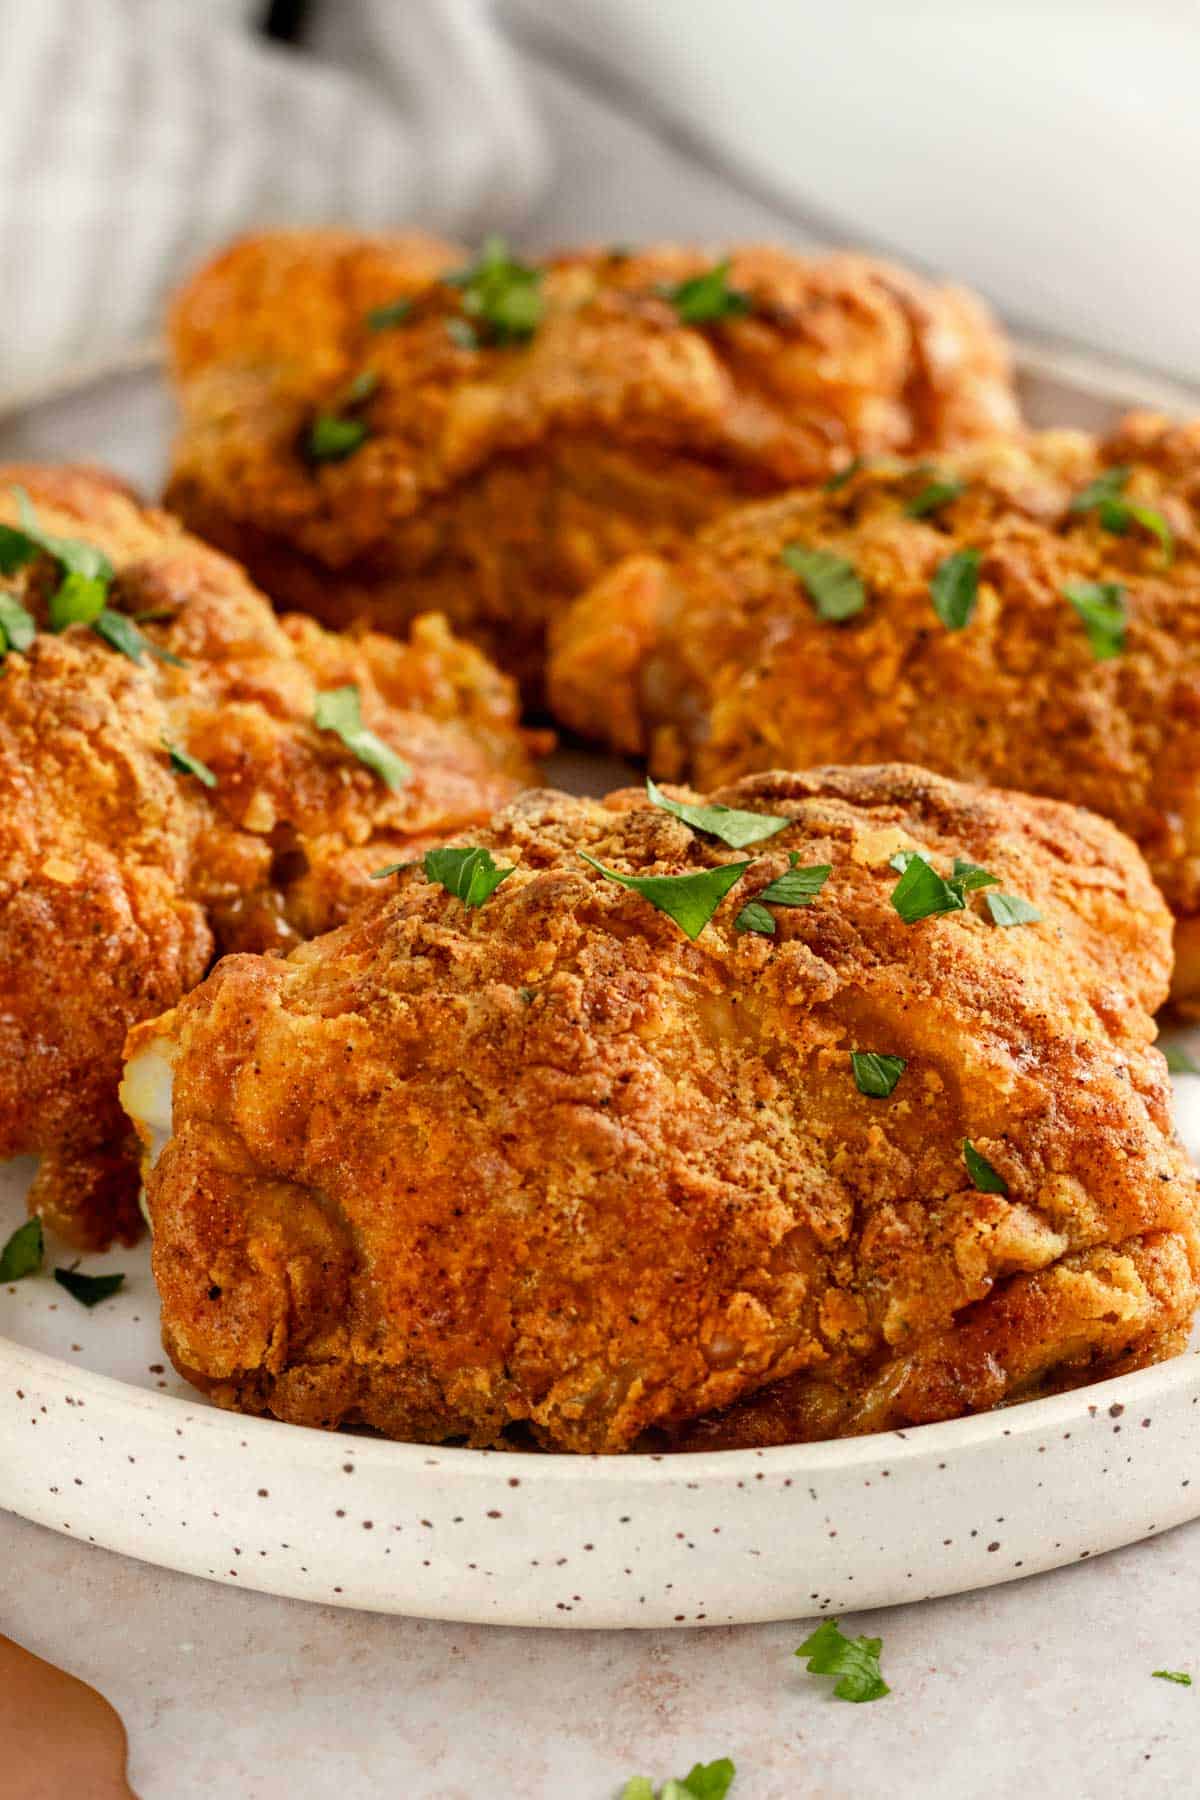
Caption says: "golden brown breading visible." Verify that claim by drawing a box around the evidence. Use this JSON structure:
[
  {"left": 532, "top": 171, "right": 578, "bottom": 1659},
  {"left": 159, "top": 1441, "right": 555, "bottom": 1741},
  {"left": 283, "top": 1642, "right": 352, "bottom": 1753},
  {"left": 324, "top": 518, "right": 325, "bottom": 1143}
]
[
  {"left": 164, "top": 231, "right": 1019, "bottom": 693},
  {"left": 549, "top": 418, "right": 1200, "bottom": 1001},
  {"left": 125, "top": 767, "right": 1199, "bottom": 1452},
  {"left": 0, "top": 465, "right": 540, "bottom": 1250}
]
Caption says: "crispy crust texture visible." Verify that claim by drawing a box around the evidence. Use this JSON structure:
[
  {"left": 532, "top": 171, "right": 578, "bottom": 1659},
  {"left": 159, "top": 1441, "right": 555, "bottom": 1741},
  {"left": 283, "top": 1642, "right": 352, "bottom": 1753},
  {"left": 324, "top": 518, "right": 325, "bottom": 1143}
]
[
  {"left": 132, "top": 767, "right": 1199, "bottom": 1452},
  {"left": 548, "top": 419, "right": 1200, "bottom": 998},
  {"left": 0, "top": 465, "right": 540, "bottom": 1249},
  {"left": 164, "top": 231, "right": 1019, "bottom": 692}
]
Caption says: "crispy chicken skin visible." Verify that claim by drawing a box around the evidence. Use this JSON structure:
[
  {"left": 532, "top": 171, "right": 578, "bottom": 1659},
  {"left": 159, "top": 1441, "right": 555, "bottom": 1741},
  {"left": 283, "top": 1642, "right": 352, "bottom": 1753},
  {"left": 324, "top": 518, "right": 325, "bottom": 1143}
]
[
  {"left": 0, "top": 465, "right": 539, "bottom": 1250},
  {"left": 164, "top": 230, "right": 1019, "bottom": 693},
  {"left": 549, "top": 417, "right": 1200, "bottom": 1002},
  {"left": 126, "top": 767, "right": 1199, "bottom": 1452}
]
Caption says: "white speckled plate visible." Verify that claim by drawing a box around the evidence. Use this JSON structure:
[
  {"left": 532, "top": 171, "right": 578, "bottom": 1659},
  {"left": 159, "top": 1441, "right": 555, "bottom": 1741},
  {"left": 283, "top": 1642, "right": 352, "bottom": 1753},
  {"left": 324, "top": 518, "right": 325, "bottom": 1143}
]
[{"left": 2, "top": 347, "right": 1200, "bottom": 1628}]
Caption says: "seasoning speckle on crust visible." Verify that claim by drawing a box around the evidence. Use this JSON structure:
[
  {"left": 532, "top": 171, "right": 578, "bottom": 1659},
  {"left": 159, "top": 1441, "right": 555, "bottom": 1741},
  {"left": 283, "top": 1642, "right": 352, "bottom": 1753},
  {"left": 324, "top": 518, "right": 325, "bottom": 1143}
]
[{"left": 128, "top": 767, "right": 1199, "bottom": 1452}]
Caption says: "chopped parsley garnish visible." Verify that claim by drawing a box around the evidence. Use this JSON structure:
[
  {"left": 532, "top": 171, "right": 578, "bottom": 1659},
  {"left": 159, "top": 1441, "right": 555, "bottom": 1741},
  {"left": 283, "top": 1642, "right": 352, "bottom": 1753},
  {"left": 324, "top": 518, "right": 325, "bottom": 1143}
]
[
  {"left": 0, "top": 1216, "right": 43, "bottom": 1282},
  {"left": 661, "top": 258, "right": 751, "bottom": 326},
  {"left": 1064, "top": 580, "right": 1126, "bottom": 659},
  {"left": 337, "top": 368, "right": 380, "bottom": 408},
  {"left": 54, "top": 1266, "right": 125, "bottom": 1307},
  {"left": 646, "top": 777, "right": 790, "bottom": 848},
  {"left": 93, "top": 610, "right": 186, "bottom": 668},
  {"left": 423, "top": 845, "right": 515, "bottom": 909},
  {"left": 366, "top": 297, "right": 414, "bottom": 331},
  {"left": 824, "top": 455, "right": 864, "bottom": 492},
  {"left": 446, "top": 236, "right": 543, "bottom": 344},
  {"left": 734, "top": 853, "right": 831, "bottom": 934},
  {"left": 906, "top": 474, "right": 965, "bottom": 518},
  {"left": 985, "top": 890, "right": 1041, "bottom": 927},
  {"left": 445, "top": 318, "right": 479, "bottom": 350},
  {"left": 164, "top": 738, "right": 217, "bottom": 788},
  {"left": 889, "top": 850, "right": 966, "bottom": 922},
  {"left": 930, "top": 547, "right": 981, "bottom": 630},
  {"left": 1153, "top": 1670, "right": 1192, "bottom": 1686},
  {"left": 313, "top": 685, "right": 410, "bottom": 790},
  {"left": 890, "top": 850, "right": 1037, "bottom": 928},
  {"left": 580, "top": 851, "right": 749, "bottom": 940},
  {"left": 620, "top": 1760, "right": 735, "bottom": 1800},
  {"left": 307, "top": 414, "right": 369, "bottom": 463},
  {"left": 781, "top": 544, "right": 866, "bottom": 622},
  {"left": 0, "top": 486, "right": 115, "bottom": 630},
  {"left": 1164, "top": 1044, "right": 1200, "bottom": 1075},
  {"left": 796, "top": 1619, "right": 890, "bottom": 1702},
  {"left": 850, "top": 1052, "right": 906, "bottom": 1098},
  {"left": 963, "top": 1139, "right": 1008, "bottom": 1194},
  {"left": 1071, "top": 466, "right": 1173, "bottom": 561},
  {"left": 0, "top": 591, "right": 35, "bottom": 657}
]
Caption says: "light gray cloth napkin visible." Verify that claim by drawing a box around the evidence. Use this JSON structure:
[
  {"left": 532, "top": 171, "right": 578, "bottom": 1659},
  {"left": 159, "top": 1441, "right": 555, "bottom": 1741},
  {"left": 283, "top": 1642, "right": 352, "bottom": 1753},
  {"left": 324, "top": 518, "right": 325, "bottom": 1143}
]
[{"left": 0, "top": 0, "right": 546, "bottom": 397}]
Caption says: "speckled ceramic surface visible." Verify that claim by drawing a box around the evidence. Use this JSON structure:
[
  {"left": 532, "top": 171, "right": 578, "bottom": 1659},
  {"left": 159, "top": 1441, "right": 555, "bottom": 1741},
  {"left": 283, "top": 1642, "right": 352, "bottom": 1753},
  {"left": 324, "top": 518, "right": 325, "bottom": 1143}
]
[{"left": 3, "top": 350, "right": 1200, "bottom": 1628}]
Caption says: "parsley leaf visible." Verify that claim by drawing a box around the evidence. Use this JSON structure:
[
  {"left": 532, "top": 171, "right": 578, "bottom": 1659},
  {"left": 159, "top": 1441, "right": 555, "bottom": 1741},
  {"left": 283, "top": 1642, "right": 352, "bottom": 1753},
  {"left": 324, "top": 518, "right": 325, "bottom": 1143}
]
[
  {"left": 1153, "top": 1670, "right": 1192, "bottom": 1686},
  {"left": 0, "top": 1216, "right": 43, "bottom": 1282},
  {"left": 930, "top": 547, "right": 981, "bottom": 630},
  {"left": 621, "top": 1761, "right": 736, "bottom": 1800},
  {"left": 366, "top": 297, "right": 413, "bottom": 331},
  {"left": 164, "top": 738, "right": 217, "bottom": 788},
  {"left": 2, "top": 487, "right": 115, "bottom": 630},
  {"left": 850, "top": 1052, "right": 906, "bottom": 1098},
  {"left": 889, "top": 851, "right": 966, "bottom": 922},
  {"left": 1064, "top": 580, "right": 1126, "bottom": 659},
  {"left": 423, "top": 845, "right": 515, "bottom": 909},
  {"left": 950, "top": 856, "right": 999, "bottom": 891},
  {"left": 661, "top": 259, "right": 751, "bottom": 326},
  {"left": 0, "top": 590, "right": 36, "bottom": 656},
  {"left": 337, "top": 368, "right": 380, "bottom": 408},
  {"left": 54, "top": 1267, "right": 125, "bottom": 1307},
  {"left": 906, "top": 475, "right": 965, "bottom": 517},
  {"left": 734, "top": 854, "right": 831, "bottom": 934},
  {"left": 580, "top": 851, "right": 749, "bottom": 940},
  {"left": 1164, "top": 1044, "right": 1200, "bottom": 1075},
  {"left": 824, "top": 455, "right": 864, "bottom": 492},
  {"left": 964, "top": 1139, "right": 1008, "bottom": 1194},
  {"left": 796, "top": 1619, "right": 890, "bottom": 1703},
  {"left": 985, "top": 890, "right": 1041, "bottom": 927},
  {"left": 313, "top": 685, "right": 410, "bottom": 790},
  {"left": 307, "top": 414, "right": 369, "bottom": 463},
  {"left": 445, "top": 318, "right": 479, "bottom": 350},
  {"left": 93, "top": 610, "right": 186, "bottom": 667},
  {"left": 446, "top": 236, "right": 543, "bottom": 344},
  {"left": 646, "top": 778, "right": 790, "bottom": 848},
  {"left": 369, "top": 860, "right": 415, "bottom": 881},
  {"left": 1071, "top": 466, "right": 1173, "bottom": 561},
  {"left": 781, "top": 544, "right": 866, "bottom": 622}
]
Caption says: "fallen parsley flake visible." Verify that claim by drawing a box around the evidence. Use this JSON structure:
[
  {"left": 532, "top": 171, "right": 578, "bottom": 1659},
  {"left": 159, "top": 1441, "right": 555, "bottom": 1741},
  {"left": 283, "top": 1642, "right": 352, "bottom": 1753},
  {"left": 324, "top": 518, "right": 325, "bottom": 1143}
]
[
  {"left": 646, "top": 778, "right": 790, "bottom": 848},
  {"left": 781, "top": 544, "right": 866, "bottom": 622},
  {"left": 314, "top": 685, "right": 410, "bottom": 790},
  {"left": 580, "top": 851, "right": 749, "bottom": 940},
  {"left": 964, "top": 1139, "right": 1009, "bottom": 1194},
  {"left": 796, "top": 1619, "right": 890, "bottom": 1703},
  {"left": 1153, "top": 1670, "right": 1192, "bottom": 1686},
  {"left": 851, "top": 1052, "right": 906, "bottom": 1098},
  {"left": 0, "top": 1216, "right": 43, "bottom": 1282},
  {"left": 54, "top": 1266, "right": 125, "bottom": 1308},
  {"left": 621, "top": 1759, "right": 736, "bottom": 1800}
]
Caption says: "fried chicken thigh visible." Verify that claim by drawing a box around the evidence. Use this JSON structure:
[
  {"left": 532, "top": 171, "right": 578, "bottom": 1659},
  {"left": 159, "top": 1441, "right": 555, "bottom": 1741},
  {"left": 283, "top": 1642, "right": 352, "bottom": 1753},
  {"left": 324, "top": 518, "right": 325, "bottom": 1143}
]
[
  {"left": 550, "top": 416, "right": 1200, "bottom": 1001},
  {"left": 164, "top": 230, "right": 1018, "bottom": 694},
  {"left": 125, "top": 767, "right": 1198, "bottom": 1452},
  {"left": 0, "top": 466, "right": 538, "bottom": 1249}
]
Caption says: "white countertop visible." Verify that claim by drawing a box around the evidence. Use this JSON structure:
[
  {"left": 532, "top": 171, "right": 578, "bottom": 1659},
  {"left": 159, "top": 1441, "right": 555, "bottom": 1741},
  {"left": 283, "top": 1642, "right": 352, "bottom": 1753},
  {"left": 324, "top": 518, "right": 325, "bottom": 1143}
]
[{"left": 6, "top": 41, "right": 1200, "bottom": 1800}]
